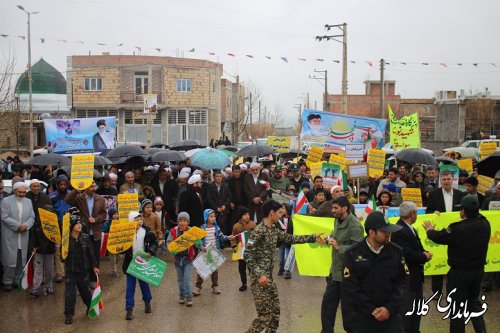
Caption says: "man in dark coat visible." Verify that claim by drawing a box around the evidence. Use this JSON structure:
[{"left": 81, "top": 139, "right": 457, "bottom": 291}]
[
  {"left": 228, "top": 165, "right": 246, "bottom": 225},
  {"left": 150, "top": 167, "right": 177, "bottom": 219},
  {"left": 243, "top": 162, "right": 269, "bottom": 223},
  {"left": 179, "top": 175, "right": 204, "bottom": 227},
  {"left": 206, "top": 170, "right": 232, "bottom": 235}
]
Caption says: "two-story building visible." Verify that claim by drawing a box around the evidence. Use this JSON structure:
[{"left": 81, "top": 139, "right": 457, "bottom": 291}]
[{"left": 67, "top": 54, "right": 223, "bottom": 146}]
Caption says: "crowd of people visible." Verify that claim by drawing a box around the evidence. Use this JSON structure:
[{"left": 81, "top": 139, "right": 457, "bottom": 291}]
[{"left": 0, "top": 153, "right": 498, "bottom": 332}]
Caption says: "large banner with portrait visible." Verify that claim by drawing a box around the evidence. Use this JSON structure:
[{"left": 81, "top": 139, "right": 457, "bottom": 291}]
[
  {"left": 43, "top": 117, "right": 116, "bottom": 154},
  {"left": 300, "top": 109, "right": 387, "bottom": 148}
]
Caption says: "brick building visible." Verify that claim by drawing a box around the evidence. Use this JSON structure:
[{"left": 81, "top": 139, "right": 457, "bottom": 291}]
[
  {"left": 221, "top": 78, "right": 245, "bottom": 143},
  {"left": 67, "top": 54, "right": 223, "bottom": 145}
]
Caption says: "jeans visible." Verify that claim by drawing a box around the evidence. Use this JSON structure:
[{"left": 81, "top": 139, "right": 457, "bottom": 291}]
[
  {"left": 278, "top": 243, "right": 290, "bottom": 272},
  {"left": 175, "top": 256, "right": 192, "bottom": 301},
  {"left": 125, "top": 273, "right": 152, "bottom": 310}
]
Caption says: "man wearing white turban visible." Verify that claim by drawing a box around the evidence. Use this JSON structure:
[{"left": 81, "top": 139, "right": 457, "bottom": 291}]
[{"left": 1, "top": 182, "right": 35, "bottom": 291}]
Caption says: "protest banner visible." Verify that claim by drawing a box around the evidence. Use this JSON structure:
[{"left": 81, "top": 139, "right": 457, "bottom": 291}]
[
  {"left": 477, "top": 175, "right": 495, "bottom": 196},
  {"left": 300, "top": 109, "right": 387, "bottom": 148},
  {"left": 346, "top": 163, "right": 368, "bottom": 179},
  {"left": 456, "top": 158, "right": 473, "bottom": 175},
  {"left": 38, "top": 208, "right": 61, "bottom": 243},
  {"left": 167, "top": 227, "right": 207, "bottom": 253},
  {"left": 401, "top": 188, "right": 423, "bottom": 207},
  {"left": 43, "top": 116, "right": 116, "bottom": 154},
  {"left": 61, "top": 213, "right": 70, "bottom": 260},
  {"left": 126, "top": 250, "right": 167, "bottom": 287},
  {"left": 117, "top": 193, "right": 139, "bottom": 223},
  {"left": 70, "top": 154, "right": 95, "bottom": 190},
  {"left": 345, "top": 143, "right": 364, "bottom": 161},
  {"left": 388, "top": 106, "right": 420, "bottom": 149},
  {"left": 107, "top": 221, "right": 136, "bottom": 254},
  {"left": 306, "top": 146, "right": 324, "bottom": 167},
  {"left": 328, "top": 153, "right": 346, "bottom": 170},
  {"left": 367, "top": 148, "right": 386, "bottom": 178},
  {"left": 293, "top": 211, "right": 500, "bottom": 277},
  {"left": 193, "top": 243, "right": 227, "bottom": 279},
  {"left": 480, "top": 142, "right": 497, "bottom": 160},
  {"left": 309, "top": 161, "right": 324, "bottom": 178},
  {"left": 439, "top": 164, "right": 459, "bottom": 189},
  {"left": 268, "top": 136, "right": 294, "bottom": 153}
]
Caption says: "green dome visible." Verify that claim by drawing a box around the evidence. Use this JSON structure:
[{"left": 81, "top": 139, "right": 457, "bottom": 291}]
[{"left": 15, "top": 58, "right": 66, "bottom": 94}]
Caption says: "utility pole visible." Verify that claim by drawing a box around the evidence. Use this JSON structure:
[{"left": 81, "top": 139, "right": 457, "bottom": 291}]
[
  {"left": 146, "top": 65, "right": 153, "bottom": 146},
  {"left": 310, "top": 70, "right": 328, "bottom": 111},
  {"left": 293, "top": 103, "right": 302, "bottom": 146},
  {"left": 258, "top": 100, "right": 261, "bottom": 137},
  {"left": 234, "top": 75, "right": 240, "bottom": 144},
  {"left": 249, "top": 92, "right": 252, "bottom": 126},
  {"left": 380, "top": 59, "right": 385, "bottom": 119},
  {"left": 302, "top": 92, "right": 310, "bottom": 109},
  {"left": 316, "top": 23, "right": 348, "bottom": 114}
]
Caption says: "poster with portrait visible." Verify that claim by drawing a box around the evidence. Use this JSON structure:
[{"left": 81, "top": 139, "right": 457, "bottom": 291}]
[
  {"left": 300, "top": 109, "right": 387, "bottom": 148},
  {"left": 143, "top": 94, "right": 157, "bottom": 114},
  {"left": 43, "top": 117, "right": 116, "bottom": 154}
]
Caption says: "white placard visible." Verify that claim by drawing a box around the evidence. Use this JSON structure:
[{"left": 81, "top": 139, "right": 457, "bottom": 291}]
[
  {"left": 345, "top": 144, "right": 364, "bottom": 161},
  {"left": 347, "top": 163, "right": 368, "bottom": 179},
  {"left": 192, "top": 243, "right": 226, "bottom": 279}
]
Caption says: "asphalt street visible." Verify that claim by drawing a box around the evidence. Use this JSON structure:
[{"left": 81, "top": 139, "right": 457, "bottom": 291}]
[{"left": 0, "top": 249, "right": 498, "bottom": 333}]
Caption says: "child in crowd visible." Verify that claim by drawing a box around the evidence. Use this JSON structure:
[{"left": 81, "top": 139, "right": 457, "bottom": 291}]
[
  {"left": 153, "top": 196, "right": 169, "bottom": 254},
  {"left": 193, "top": 209, "right": 232, "bottom": 296},
  {"left": 102, "top": 208, "right": 120, "bottom": 278},
  {"left": 277, "top": 203, "right": 294, "bottom": 279},
  {"left": 63, "top": 208, "right": 99, "bottom": 325},
  {"left": 141, "top": 199, "right": 163, "bottom": 242},
  {"left": 166, "top": 212, "right": 197, "bottom": 307},
  {"left": 122, "top": 211, "right": 158, "bottom": 320}
]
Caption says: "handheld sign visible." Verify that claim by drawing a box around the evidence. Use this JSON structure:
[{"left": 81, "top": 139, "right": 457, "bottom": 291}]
[
  {"left": 346, "top": 163, "right": 368, "bottom": 179},
  {"left": 126, "top": 250, "right": 167, "bottom": 287},
  {"left": 61, "top": 213, "right": 70, "bottom": 260},
  {"left": 345, "top": 144, "right": 364, "bottom": 161},
  {"left": 401, "top": 188, "right": 423, "bottom": 207},
  {"left": 167, "top": 227, "right": 207, "bottom": 253},
  {"left": 456, "top": 158, "right": 473, "bottom": 175},
  {"left": 70, "top": 154, "right": 95, "bottom": 190},
  {"left": 193, "top": 243, "right": 227, "bottom": 279},
  {"left": 38, "top": 208, "right": 61, "bottom": 243},
  {"left": 107, "top": 221, "right": 136, "bottom": 254},
  {"left": 117, "top": 193, "right": 139, "bottom": 223},
  {"left": 368, "top": 149, "right": 386, "bottom": 178}
]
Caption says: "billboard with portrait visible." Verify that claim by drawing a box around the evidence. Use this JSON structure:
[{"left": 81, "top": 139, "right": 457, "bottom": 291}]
[{"left": 43, "top": 117, "right": 116, "bottom": 154}]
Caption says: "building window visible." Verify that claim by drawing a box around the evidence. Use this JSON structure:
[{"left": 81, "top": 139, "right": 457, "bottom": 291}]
[
  {"left": 84, "top": 78, "right": 102, "bottom": 91},
  {"left": 189, "top": 110, "right": 207, "bottom": 125},
  {"left": 176, "top": 79, "right": 191, "bottom": 93},
  {"left": 168, "top": 110, "right": 187, "bottom": 124}
]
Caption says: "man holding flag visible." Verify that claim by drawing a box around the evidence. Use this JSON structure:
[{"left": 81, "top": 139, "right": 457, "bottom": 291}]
[{"left": 231, "top": 206, "right": 257, "bottom": 292}]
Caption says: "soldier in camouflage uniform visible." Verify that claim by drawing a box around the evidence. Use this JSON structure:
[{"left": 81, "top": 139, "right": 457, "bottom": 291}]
[{"left": 244, "top": 199, "right": 324, "bottom": 333}]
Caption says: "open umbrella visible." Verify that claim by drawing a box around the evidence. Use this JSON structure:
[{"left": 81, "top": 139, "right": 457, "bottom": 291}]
[
  {"left": 169, "top": 139, "right": 204, "bottom": 151},
  {"left": 94, "top": 155, "right": 113, "bottom": 166},
  {"left": 27, "top": 154, "right": 71, "bottom": 167},
  {"left": 235, "top": 144, "right": 276, "bottom": 157},
  {"left": 435, "top": 155, "right": 457, "bottom": 165},
  {"left": 106, "top": 145, "right": 149, "bottom": 162},
  {"left": 146, "top": 147, "right": 165, "bottom": 155},
  {"left": 216, "top": 145, "right": 238, "bottom": 153},
  {"left": 395, "top": 148, "right": 437, "bottom": 165},
  {"left": 477, "top": 151, "right": 500, "bottom": 178},
  {"left": 190, "top": 148, "right": 232, "bottom": 170},
  {"left": 150, "top": 150, "right": 187, "bottom": 163},
  {"left": 184, "top": 148, "right": 202, "bottom": 158},
  {"left": 60, "top": 166, "right": 103, "bottom": 179}
]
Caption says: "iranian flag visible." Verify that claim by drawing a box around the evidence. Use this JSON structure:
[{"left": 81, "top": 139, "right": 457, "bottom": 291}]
[
  {"left": 365, "top": 195, "right": 377, "bottom": 214},
  {"left": 294, "top": 188, "right": 308, "bottom": 214},
  {"left": 18, "top": 251, "right": 36, "bottom": 291},
  {"left": 258, "top": 179, "right": 270, "bottom": 189},
  {"left": 100, "top": 232, "right": 109, "bottom": 257},
  {"left": 238, "top": 231, "right": 254, "bottom": 254},
  {"left": 88, "top": 279, "right": 104, "bottom": 318}
]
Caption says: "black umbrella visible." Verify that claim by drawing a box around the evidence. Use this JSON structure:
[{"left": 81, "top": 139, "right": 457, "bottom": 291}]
[
  {"left": 94, "top": 155, "right": 113, "bottom": 166},
  {"left": 235, "top": 144, "right": 276, "bottom": 157},
  {"left": 27, "top": 154, "right": 71, "bottom": 167},
  {"left": 60, "top": 166, "right": 103, "bottom": 179},
  {"left": 149, "top": 142, "right": 168, "bottom": 149},
  {"left": 150, "top": 150, "right": 187, "bottom": 163},
  {"left": 106, "top": 145, "right": 149, "bottom": 162},
  {"left": 435, "top": 155, "right": 457, "bottom": 165},
  {"left": 146, "top": 147, "right": 165, "bottom": 155},
  {"left": 477, "top": 151, "right": 500, "bottom": 178},
  {"left": 395, "top": 148, "right": 437, "bottom": 165},
  {"left": 169, "top": 139, "right": 204, "bottom": 151}
]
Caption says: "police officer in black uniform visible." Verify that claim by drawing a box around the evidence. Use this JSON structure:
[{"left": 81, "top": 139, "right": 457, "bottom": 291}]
[
  {"left": 423, "top": 195, "right": 490, "bottom": 333},
  {"left": 342, "top": 211, "right": 409, "bottom": 333}
]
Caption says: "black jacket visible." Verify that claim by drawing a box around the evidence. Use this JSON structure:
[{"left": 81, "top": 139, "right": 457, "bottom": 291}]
[
  {"left": 150, "top": 179, "right": 177, "bottom": 216},
  {"left": 425, "top": 188, "right": 465, "bottom": 214},
  {"left": 390, "top": 219, "right": 428, "bottom": 291},
  {"left": 64, "top": 232, "right": 97, "bottom": 273},
  {"left": 206, "top": 182, "right": 232, "bottom": 212},
  {"left": 122, "top": 225, "right": 158, "bottom": 274},
  {"left": 179, "top": 187, "right": 204, "bottom": 227}
]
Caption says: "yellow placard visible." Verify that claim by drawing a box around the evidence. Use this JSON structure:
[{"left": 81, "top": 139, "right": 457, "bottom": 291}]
[
  {"left": 328, "top": 154, "right": 346, "bottom": 170},
  {"left": 167, "top": 226, "right": 208, "bottom": 253},
  {"left": 61, "top": 213, "right": 70, "bottom": 260},
  {"left": 38, "top": 208, "right": 61, "bottom": 243},
  {"left": 388, "top": 106, "right": 420, "bottom": 149},
  {"left": 232, "top": 242, "right": 243, "bottom": 261},
  {"left": 117, "top": 193, "right": 140, "bottom": 223},
  {"left": 456, "top": 158, "right": 473, "bottom": 175},
  {"left": 368, "top": 148, "right": 386, "bottom": 178},
  {"left": 401, "top": 188, "right": 423, "bottom": 207},
  {"left": 268, "top": 136, "right": 291, "bottom": 153},
  {"left": 477, "top": 175, "right": 495, "bottom": 196},
  {"left": 306, "top": 146, "right": 324, "bottom": 167},
  {"left": 480, "top": 142, "right": 497, "bottom": 160},
  {"left": 310, "top": 161, "right": 324, "bottom": 177},
  {"left": 70, "top": 154, "right": 95, "bottom": 190},
  {"left": 233, "top": 156, "right": 244, "bottom": 166},
  {"left": 107, "top": 221, "right": 137, "bottom": 254}
]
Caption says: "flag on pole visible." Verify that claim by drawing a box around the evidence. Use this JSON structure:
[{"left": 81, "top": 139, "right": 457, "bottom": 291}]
[
  {"left": 239, "top": 231, "right": 254, "bottom": 252},
  {"left": 294, "top": 188, "right": 308, "bottom": 214},
  {"left": 258, "top": 179, "right": 270, "bottom": 189},
  {"left": 100, "top": 232, "right": 109, "bottom": 257},
  {"left": 88, "top": 279, "right": 104, "bottom": 318},
  {"left": 18, "top": 251, "right": 36, "bottom": 291},
  {"left": 365, "top": 195, "right": 377, "bottom": 214}
]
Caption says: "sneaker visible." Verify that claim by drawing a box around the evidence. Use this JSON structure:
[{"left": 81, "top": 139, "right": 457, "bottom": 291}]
[
  {"left": 30, "top": 290, "right": 41, "bottom": 298},
  {"left": 145, "top": 301, "right": 152, "bottom": 313},
  {"left": 192, "top": 287, "right": 202, "bottom": 296},
  {"left": 178, "top": 298, "right": 186, "bottom": 304},
  {"left": 64, "top": 316, "right": 73, "bottom": 325},
  {"left": 44, "top": 287, "right": 54, "bottom": 295},
  {"left": 239, "top": 284, "right": 247, "bottom": 292},
  {"left": 186, "top": 300, "right": 193, "bottom": 307},
  {"left": 212, "top": 286, "right": 221, "bottom": 294},
  {"left": 278, "top": 269, "right": 284, "bottom": 276},
  {"left": 284, "top": 271, "right": 291, "bottom": 279},
  {"left": 125, "top": 309, "right": 134, "bottom": 320}
]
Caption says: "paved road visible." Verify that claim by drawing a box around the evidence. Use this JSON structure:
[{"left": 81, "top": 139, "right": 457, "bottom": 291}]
[{"left": 0, "top": 250, "right": 498, "bottom": 333}]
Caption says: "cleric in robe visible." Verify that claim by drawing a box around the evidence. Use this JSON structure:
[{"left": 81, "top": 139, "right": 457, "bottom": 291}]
[{"left": 92, "top": 119, "right": 115, "bottom": 150}]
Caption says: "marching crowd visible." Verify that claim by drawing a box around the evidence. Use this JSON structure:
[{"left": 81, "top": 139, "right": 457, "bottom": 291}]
[{"left": 0, "top": 155, "right": 498, "bottom": 332}]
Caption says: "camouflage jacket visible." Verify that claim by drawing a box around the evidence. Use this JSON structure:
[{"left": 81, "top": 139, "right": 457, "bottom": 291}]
[{"left": 244, "top": 221, "right": 316, "bottom": 280}]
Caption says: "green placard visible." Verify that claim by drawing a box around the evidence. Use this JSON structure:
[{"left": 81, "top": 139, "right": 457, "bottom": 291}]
[{"left": 126, "top": 250, "right": 167, "bottom": 287}]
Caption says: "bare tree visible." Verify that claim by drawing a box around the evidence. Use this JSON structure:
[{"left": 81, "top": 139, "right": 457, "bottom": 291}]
[
  {"left": 0, "top": 49, "right": 15, "bottom": 112},
  {"left": 231, "top": 80, "right": 262, "bottom": 141},
  {"left": 465, "top": 97, "right": 496, "bottom": 135}
]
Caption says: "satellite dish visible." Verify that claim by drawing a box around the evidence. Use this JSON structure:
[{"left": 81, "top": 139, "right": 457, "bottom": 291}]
[{"left": 39, "top": 113, "right": 52, "bottom": 120}]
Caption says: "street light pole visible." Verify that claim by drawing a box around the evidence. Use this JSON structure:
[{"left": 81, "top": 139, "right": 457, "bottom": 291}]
[{"left": 17, "top": 5, "right": 39, "bottom": 156}]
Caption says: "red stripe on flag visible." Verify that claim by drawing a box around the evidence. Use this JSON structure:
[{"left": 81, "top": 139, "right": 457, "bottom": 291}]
[{"left": 100, "top": 233, "right": 109, "bottom": 257}]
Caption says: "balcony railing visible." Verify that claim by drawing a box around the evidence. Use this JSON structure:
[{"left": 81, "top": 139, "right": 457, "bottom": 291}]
[{"left": 120, "top": 91, "right": 163, "bottom": 104}]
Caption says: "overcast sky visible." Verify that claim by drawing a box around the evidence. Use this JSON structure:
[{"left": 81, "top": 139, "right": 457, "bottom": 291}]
[{"left": 2, "top": 0, "right": 500, "bottom": 126}]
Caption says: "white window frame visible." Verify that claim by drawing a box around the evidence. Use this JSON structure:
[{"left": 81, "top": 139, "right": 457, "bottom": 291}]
[
  {"left": 176, "top": 79, "right": 191, "bottom": 93},
  {"left": 84, "top": 78, "right": 102, "bottom": 91}
]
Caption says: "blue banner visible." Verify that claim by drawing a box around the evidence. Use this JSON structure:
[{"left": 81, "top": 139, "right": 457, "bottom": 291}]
[
  {"left": 300, "top": 109, "right": 387, "bottom": 148},
  {"left": 43, "top": 117, "right": 116, "bottom": 154}
]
